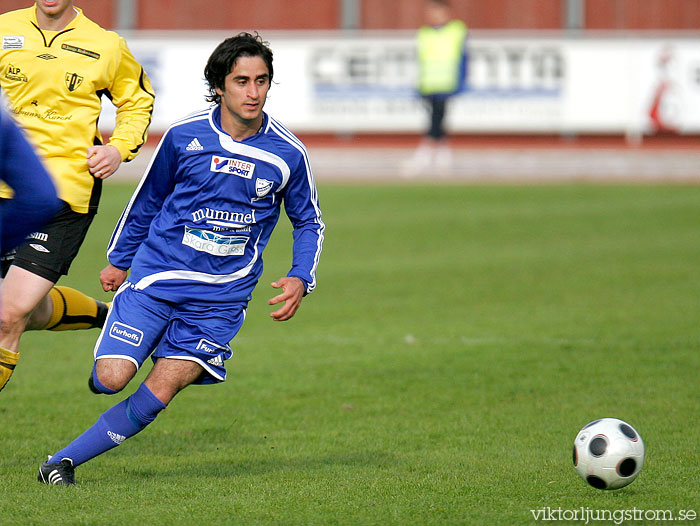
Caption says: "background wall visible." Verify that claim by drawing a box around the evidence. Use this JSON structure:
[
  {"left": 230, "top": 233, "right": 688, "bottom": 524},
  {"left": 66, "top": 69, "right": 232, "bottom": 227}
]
[
  {"left": 4, "top": 0, "right": 699, "bottom": 138},
  {"left": 2, "top": 0, "right": 700, "bottom": 31}
]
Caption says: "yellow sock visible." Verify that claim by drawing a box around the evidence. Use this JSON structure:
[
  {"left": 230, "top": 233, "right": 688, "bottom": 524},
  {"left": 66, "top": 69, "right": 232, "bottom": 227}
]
[
  {"left": 0, "top": 347, "right": 20, "bottom": 393},
  {"left": 44, "top": 286, "right": 109, "bottom": 331}
]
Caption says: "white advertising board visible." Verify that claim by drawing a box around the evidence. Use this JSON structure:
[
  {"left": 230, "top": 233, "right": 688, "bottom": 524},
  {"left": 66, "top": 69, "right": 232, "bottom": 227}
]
[{"left": 100, "top": 32, "right": 700, "bottom": 135}]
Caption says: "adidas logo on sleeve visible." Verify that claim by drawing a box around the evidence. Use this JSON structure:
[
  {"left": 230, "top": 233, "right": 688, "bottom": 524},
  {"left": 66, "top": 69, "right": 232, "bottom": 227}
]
[{"left": 186, "top": 138, "right": 204, "bottom": 151}]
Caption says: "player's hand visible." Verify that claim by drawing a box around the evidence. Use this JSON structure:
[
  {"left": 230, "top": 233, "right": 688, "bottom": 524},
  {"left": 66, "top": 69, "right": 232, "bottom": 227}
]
[
  {"left": 268, "top": 277, "right": 305, "bottom": 321},
  {"left": 87, "top": 144, "right": 122, "bottom": 179},
  {"left": 100, "top": 264, "right": 128, "bottom": 292}
]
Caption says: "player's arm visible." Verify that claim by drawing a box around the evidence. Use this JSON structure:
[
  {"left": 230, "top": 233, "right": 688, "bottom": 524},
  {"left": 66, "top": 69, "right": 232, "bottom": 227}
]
[
  {"left": 269, "top": 152, "right": 324, "bottom": 320},
  {"left": 282, "top": 154, "right": 324, "bottom": 295},
  {"left": 106, "top": 132, "right": 177, "bottom": 271},
  {"left": 89, "top": 37, "right": 155, "bottom": 179},
  {"left": 0, "top": 109, "right": 60, "bottom": 251}
]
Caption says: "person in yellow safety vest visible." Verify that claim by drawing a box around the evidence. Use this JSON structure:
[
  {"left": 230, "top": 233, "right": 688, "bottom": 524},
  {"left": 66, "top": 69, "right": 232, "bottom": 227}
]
[{"left": 405, "top": 0, "right": 467, "bottom": 175}]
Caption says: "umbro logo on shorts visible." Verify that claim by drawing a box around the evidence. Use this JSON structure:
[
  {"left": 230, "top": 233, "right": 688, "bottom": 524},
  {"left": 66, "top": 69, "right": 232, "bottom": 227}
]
[
  {"left": 29, "top": 243, "right": 50, "bottom": 253},
  {"left": 186, "top": 138, "right": 204, "bottom": 151}
]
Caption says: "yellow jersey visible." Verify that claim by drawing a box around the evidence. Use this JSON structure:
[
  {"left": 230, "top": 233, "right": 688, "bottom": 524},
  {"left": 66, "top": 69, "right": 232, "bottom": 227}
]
[{"left": 0, "top": 5, "right": 154, "bottom": 213}]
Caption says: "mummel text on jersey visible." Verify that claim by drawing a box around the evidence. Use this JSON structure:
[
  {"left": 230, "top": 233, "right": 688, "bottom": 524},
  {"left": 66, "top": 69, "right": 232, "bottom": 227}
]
[{"left": 107, "top": 106, "right": 324, "bottom": 304}]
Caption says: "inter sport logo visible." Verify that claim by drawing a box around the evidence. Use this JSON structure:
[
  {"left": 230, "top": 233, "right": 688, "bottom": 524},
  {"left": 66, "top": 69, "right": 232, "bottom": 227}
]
[{"left": 210, "top": 156, "right": 255, "bottom": 179}]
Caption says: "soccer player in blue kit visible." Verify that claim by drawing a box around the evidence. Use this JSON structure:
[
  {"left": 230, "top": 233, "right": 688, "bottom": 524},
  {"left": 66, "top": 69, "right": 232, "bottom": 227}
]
[
  {"left": 0, "top": 102, "right": 60, "bottom": 267},
  {"left": 38, "top": 33, "right": 324, "bottom": 485}
]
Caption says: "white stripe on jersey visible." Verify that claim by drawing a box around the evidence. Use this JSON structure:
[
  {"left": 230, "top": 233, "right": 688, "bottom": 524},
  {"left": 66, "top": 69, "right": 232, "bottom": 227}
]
[
  {"left": 107, "top": 111, "right": 212, "bottom": 258},
  {"left": 207, "top": 109, "right": 291, "bottom": 189},
  {"left": 133, "top": 232, "right": 262, "bottom": 291},
  {"left": 269, "top": 117, "right": 325, "bottom": 293}
]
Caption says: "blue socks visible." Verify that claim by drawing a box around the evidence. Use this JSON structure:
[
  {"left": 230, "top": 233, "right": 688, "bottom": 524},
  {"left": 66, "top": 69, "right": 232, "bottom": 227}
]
[{"left": 51, "top": 383, "right": 166, "bottom": 467}]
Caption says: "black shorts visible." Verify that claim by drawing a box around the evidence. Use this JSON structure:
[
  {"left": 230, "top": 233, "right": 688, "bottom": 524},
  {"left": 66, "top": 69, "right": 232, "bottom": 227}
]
[{"left": 1, "top": 201, "right": 96, "bottom": 283}]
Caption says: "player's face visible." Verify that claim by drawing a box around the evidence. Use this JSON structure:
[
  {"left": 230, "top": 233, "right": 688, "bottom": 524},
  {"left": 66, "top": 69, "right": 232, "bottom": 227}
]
[
  {"left": 216, "top": 55, "right": 270, "bottom": 128},
  {"left": 35, "top": 0, "right": 74, "bottom": 19}
]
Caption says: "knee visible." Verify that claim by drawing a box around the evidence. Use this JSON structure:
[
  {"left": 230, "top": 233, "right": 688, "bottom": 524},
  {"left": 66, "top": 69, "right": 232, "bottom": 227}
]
[
  {"left": 89, "top": 371, "right": 124, "bottom": 394},
  {"left": 0, "top": 303, "right": 29, "bottom": 336},
  {"left": 90, "top": 360, "right": 135, "bottom": 394}
]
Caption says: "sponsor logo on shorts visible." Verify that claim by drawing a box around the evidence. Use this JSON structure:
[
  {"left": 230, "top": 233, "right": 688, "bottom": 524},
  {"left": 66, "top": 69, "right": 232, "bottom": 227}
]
[
  {"left": 182, "top": 226, "right": 248, "bottom": 256},
  {"left": 210, "top": 156, "right": 255, "bottom": 179},
  {"left": 109, "top": 322, "right": 143, "bottom": 347},
  {"left": 29, "top": 243, "right": 49, "bottom": 253},
  {"left": 196, "top": 339, "right": 227, "bottom": 354},
  {"left": 2, "top": 36, "right": 24, "bottom": 50},
  {"left": 207, "top": 355, "right": 224, "bottom": 366}
]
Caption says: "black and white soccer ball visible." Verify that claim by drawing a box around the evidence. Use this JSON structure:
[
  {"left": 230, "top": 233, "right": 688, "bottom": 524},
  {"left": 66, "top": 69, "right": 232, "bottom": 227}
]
[{"left": 572, "top": 418, "right": 645, "bottom": 490}]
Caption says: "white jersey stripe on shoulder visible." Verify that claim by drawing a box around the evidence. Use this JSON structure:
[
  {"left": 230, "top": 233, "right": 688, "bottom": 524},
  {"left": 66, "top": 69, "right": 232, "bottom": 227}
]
[
  {"left": 268, "top": 116, "right": 308, "bottom": 153},
  {"left": 263, "top": 114, "right": 273, "bottom": 134}
]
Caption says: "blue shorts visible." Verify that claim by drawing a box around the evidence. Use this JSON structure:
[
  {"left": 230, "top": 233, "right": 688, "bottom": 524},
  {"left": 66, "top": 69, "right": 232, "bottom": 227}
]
[{"left": 94, "top": 284, "right": 246, "bottom": 384}]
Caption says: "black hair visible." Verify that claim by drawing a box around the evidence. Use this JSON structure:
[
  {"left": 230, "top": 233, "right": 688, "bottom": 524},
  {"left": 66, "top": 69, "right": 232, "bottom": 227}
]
[{"left": 204, "top": 32, "right": 274, "bottom": 105}]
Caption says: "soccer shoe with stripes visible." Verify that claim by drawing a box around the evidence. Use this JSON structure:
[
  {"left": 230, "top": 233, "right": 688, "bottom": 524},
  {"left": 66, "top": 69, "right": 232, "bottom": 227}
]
[
  {"left": 38, "top": 457, "right": 76, "bottom": 486},
  {"left": 0, "top": 348, "right": 19, "bottom": 393}
]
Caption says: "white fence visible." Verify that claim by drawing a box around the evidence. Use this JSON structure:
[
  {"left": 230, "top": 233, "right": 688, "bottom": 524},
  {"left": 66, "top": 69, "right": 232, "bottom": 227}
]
[{"left": 101, "top": 31, "right": 700, "bottom": 135}]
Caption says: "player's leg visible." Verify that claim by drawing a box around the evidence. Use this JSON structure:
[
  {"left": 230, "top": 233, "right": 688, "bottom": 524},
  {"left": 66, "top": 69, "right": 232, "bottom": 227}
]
[
  {"left": 430, "top": 96, "right": 452, "bottom": 170},
  {"left": 0, "top": 205, "right": 107, "bottom": 392},
  {"left": 39, "top": 358, "right": 202, "bottom": 485},
  {"left": 38, "top": 287, "right": 173, "bottom": 485},
  {"left": 30, "top": 285, "right": 109, "bottom": 332},
  {"left": 14, "top": 204, "right": 108, "bottom": 332},
  {"left": 37, "top": 297, "right": 245, "bottom": 485},
  {"left": 0, "top": 266, "right": 55, "bottom": 392},
  {"left": 404, "top": 95, "right": 440, "bottom": 175}
]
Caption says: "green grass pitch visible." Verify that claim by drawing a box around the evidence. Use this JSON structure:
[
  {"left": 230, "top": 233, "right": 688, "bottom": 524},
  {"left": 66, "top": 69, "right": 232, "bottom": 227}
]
[{"left": 0, "top": 182, "right": 698, "bottom": 525}]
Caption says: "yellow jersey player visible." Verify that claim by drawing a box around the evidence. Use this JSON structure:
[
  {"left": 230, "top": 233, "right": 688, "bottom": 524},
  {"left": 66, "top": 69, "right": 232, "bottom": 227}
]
[{"left": 0, "top": 0, "right": 154, "bottom": 392}]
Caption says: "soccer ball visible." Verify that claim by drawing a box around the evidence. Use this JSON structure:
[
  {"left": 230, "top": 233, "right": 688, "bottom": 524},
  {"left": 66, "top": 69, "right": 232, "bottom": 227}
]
[{"left": 572, "top": 418, "right": 645, "bottom": 490}]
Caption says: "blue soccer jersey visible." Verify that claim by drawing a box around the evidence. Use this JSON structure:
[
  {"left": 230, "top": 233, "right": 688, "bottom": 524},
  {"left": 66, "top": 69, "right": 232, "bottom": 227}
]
[{"left": 107, "top": 106, "right": 324, "bottom": 304}]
